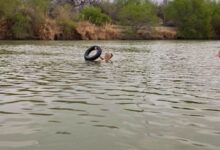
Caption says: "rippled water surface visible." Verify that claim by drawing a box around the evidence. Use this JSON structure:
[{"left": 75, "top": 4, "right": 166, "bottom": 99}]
[{"left": 0, "top": 40, "right": 220, "bottom": 150}]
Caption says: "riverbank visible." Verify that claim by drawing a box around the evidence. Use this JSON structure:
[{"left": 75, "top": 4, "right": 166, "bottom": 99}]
[
  {"left": 1, "top": 0, "right": 220, "bottom": 40},
  {"left": 0, "top": 20, "right": 177, "bottom": 40}
]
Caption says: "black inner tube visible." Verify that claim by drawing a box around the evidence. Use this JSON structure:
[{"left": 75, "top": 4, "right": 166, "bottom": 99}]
[{"left": 84, "top": 46, "right": 102, "bottom": 61}]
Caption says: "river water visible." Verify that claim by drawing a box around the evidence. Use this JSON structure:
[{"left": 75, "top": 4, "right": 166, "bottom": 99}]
[{"left": 0, "top": 40, "right": 219, "bottom": 150}]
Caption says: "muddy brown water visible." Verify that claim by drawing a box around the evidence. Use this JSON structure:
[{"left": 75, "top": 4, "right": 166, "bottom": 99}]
[{"left": 0, "top": 40, "right": 220, "bottom": 150}]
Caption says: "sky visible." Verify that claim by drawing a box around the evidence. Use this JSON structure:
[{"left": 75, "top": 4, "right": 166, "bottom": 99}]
[
  {"left": 152, "top": 0, "right": 166, "bottom": 4},
  {"left": 106, "top": 0, "right": 165, "bottom": 3},
  {"left": 154, "top": 0, "right": 163, "bottom": 2}
]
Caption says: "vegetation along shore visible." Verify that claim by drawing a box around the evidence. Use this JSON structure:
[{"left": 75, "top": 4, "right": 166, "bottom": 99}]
[{"left": 0, "top": 0, "right": 220, "bottom": 40}]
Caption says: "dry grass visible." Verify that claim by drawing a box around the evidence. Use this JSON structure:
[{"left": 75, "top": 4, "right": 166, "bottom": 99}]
[
  {"left": 76, "top": 21, "right": 120, "bottom": 40},
  {"left": 137, "top": 26, "right": 177, "bottom": 39},
  {"left": 36, "top": 18, "right": 60, "bottom": 40},
  {"left": 0, "top": 18, "right": 176, "bottom": 40},
  {"left": 0, "top": 18, "right": 9, "bottom": 39},
  {"left": 154, "top": 26, "right": 177, "bottom": 39}
]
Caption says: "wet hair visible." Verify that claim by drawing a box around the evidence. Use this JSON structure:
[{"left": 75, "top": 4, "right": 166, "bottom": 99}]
[{"left": 110, "top": 53, "right": 113, "bottom": 58}]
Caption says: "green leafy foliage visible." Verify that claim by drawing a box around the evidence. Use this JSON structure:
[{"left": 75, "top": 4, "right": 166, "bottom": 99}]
[
  {"left": 52, "top": 4, "right": 76, "bottom": 39},
  {"left": 79, "top": 6, "right": 111, "bottom": 26},
  {"left": 28, "top": 0, "right": 50, "bottom": 16},
  {"left": 0, "top": 0, "right": 20, "bottom": 18},
  {"left": 27, "top": 0, "right": 50, "bottom": 25},
  {"left": 209, "top": 2, "right": 220, "bottom": 38},
  {"left": 0, "top": 0, "right": 220, "bottom": 39},
  {"left": 97, "top": 1, "right": 118, "bottom": 22},
  {"left": 118, "top": 1, "right": 158, "bottom": 27},
  {"left": 164, "top": 0, "right": 212, "bottom": 39},
  {"left": 11, "top": 13, "right": 31, "bottom": 39}
]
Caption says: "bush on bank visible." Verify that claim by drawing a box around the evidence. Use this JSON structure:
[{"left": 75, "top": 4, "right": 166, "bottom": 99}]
[
  {"left": 0, "top": 0, "right": 220, "bottom": 39},
  {"left": 51, "top": 4, "right": 77, "bottom": 39},
  {"left": 209, "top": 2, "right": 220, "bottom": 38},
  {"left": 163, "top": 0, "right": 220, "bottom": 39},
  {"left": 79, "top": 6, "right": 111, "bottom": 26},
  {"left": 118, "top": 1, "right": 158, "bottom": 27},
  {"left": 0, "top": 0, "right": 51, "bottom": 39}
]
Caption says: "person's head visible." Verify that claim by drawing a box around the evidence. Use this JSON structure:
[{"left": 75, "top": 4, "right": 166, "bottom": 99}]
[{"left": 104, "top": 52, "right": 113, "bottom": 61}]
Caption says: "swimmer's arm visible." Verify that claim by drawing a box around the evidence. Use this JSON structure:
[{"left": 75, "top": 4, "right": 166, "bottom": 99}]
[{"left": 100, "top": 56, "right": 104, "bottom": 60}]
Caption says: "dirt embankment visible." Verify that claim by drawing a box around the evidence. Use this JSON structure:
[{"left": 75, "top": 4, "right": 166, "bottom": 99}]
[
  {"left": 0, "top": 19, "right": 177, "bottom": 40},
  {"left": 0, "top": 19, "right": 10, "bottom": 39},
  {"left": 75, "top": 23, "right": 177, "bottom": 40},
  {"left": 0, "top": 17, "right": 60, "bottom": 40},
  {"left": 138, "top": 26, "right": 177, "bottom": 40},
  {"left": 75, "top": 24, "right": 177, "bottom": 40},
  {"left": 75, "top": 21, "right": 120, "bottom": 40},
  {"left": 35, "top": 18, "right": 59, "bottom": 40},
  {"left": 118, "top": 26, "right": 177, "bottom": 40}
]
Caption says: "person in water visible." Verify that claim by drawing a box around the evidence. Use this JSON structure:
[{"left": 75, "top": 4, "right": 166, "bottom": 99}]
[
  {"left": 217, "top": 51, "right": 220, "bottom": 58},
  {"left": 99, "top": 52, "right": 113, "bottom": 62}
]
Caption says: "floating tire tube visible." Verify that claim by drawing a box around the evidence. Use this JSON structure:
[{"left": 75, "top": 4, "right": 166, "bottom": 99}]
[{"left": 84, "top": 46, "right": 102, "bottom": 61}]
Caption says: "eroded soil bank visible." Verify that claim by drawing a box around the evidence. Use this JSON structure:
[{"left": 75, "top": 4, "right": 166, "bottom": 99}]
[{"left": 0, "top": 20, "right": 177, "bottom": 40}]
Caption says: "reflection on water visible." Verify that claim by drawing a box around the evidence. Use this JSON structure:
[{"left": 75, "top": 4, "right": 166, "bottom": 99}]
[{"left": 0, "top": 40, "right": 220, "bottom": 150}]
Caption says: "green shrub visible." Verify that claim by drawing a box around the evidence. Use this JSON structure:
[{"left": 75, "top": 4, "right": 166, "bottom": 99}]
[
  {"left": 28, "top": 0, "right": 50, "bottom": 16},
  {"left": 58, "top": 19, "right": 76, "bottom": 38},
  {"left": 97, "top": 1, "right": 118, "bottom": 22},
  {"left": 52, "top": 4, "right": 77, "bottom": 39},
  {"left": 11, "top": 13, "right": 31, "bottom": 39},
  {"left": 210, "top": 2, "right": 220, "bottom": 38},
  {"left": 79, "top": 6, "right": 111, "bottom": 26},
  {"left": 26, "top": 0, "right": 50, "bottom": 27},
  {"left": 164, "top": 0, "right": 212, "bottom": 39},
  {"left": 118, "top": 1, "right": 158, "bottom": 28},
  {"left": 0, "top": 0, "right": 20, "bottom": 18}
]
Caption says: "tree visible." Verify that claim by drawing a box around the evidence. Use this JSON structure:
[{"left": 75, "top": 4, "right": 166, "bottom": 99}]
[
  {"left": 118, "top": 0, "right": 158, "bottom": 28},
  {"left": 52, "top": 4, "right": 77, "bottom": 39},
  {"left": 28, "top": 0, "right": 50, "bottom": 16},
  {"left": 79, "top": 6, "right": 111, "bottom": 26},
  {"left": 209, "top": 2, "right": 220, "bottom": 38},
  {"left": 164, "top": 0, "right": 212, "bottom": 39},
  {"left": 0, "top": 0, "right": 20, "bottom": 18},
  {"left": 11, "top": 12, "right": 32, "bottom": 39}
]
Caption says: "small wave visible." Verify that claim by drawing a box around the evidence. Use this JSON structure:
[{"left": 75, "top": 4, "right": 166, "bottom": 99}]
[
  {"left": 203, "top": 108, "right": 220, "bottom": 112},
  {"left": 48, "top": 120, "right": 61, "bottom": 123},
  {"left": 116, "top": 102, "right": 137, "bottom": 105},
  {"left": 78, "top": 113, "right": 105, "bottom": 118},
  {"left": 29, "top": 113, "right": 53, "bottom": 116},
  {"left": 49, "top": 107, "right": 86, "bottom": 112},
  {"left": 182, "top": 100, "right": 207, "bottom": 104},
  {"left": 182, "top": 114, "right": 204, "bottom": 117},
  {"left": 0, "top": 49, "right": 24, "bottom": 55},
  {"left": 0, "top": 100, "right": 45, "bottom": 105},
  {"left": 124, "top": 108, "right": 144, "bottom": 112},
  {"left": 56, "top": 131, "right": 71, "bottom": 135},
  {"left": 0, "top": 111, "right": 20, "bottom": 114},
  {"left": 53, "top": 100, "right": 101, "bottom": 105},
  {"left": 157, "top": 99, "right": 179, "bottom": 104},
  {"left": 0, "top": 49, "right": 60, "bottom": 56},
  {"left": 0, "top": 140, "right": 38, "bottom": 148},
  {"left": 161, "top": 135, "right": 216, "bottom": 149},
  {"left": 93, "top": 124, "right": 119, "bottom": 129},
  {"left": 172, "top": 106, "right": 195, "bottom": 111}
]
